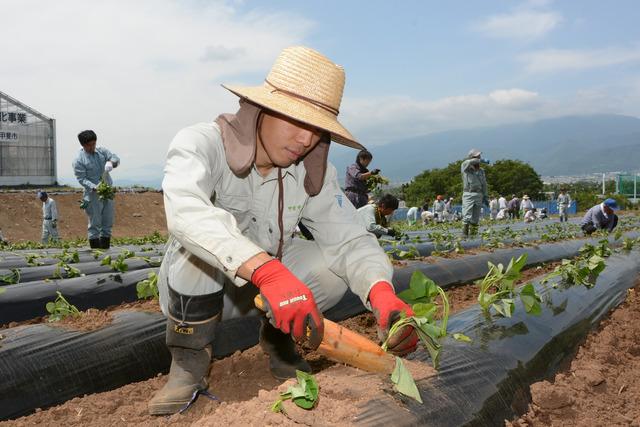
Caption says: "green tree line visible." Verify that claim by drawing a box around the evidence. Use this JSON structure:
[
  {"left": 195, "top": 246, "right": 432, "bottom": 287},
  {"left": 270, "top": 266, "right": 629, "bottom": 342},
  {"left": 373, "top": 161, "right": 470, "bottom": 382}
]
[{"left": 400, "top": 159, "right": 543, "bottom": 206}]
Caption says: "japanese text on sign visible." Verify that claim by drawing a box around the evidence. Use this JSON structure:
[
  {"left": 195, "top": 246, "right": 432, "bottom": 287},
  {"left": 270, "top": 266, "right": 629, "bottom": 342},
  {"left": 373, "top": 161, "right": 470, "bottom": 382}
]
[
  {"left": 0, "top": 112, "right": 28, "bottom": 124},
  {"left": 0, "top": 132, "right": 19, "bottom": 141}
]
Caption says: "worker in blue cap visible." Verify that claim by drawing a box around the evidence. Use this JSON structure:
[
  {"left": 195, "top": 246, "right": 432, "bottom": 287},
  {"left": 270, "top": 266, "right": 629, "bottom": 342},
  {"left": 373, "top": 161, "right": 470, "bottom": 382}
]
[
  {"left": 37, "top": 191, "right": 60, "bottom": 244},
  {"left": 580, "top": 198, "right": 619, "bottom": 235}
]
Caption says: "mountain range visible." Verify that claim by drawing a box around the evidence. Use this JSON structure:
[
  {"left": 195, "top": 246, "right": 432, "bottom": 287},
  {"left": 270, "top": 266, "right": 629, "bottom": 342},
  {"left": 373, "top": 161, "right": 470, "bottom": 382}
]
[{"left": 329, "top": 114, "right": 640, "bottom": 184}]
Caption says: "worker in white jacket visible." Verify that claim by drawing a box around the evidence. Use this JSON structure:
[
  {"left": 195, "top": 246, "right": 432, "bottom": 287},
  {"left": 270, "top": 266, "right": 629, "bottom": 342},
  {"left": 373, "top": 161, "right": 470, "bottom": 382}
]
[
  {"left": 356, "top": 194, "right": 399, "bottom": 238},
  {"left": 37, "top": 191, "right": 59, "bottom": 243},
  {"left": 149, "top": 46, "right": 418, "bottom": 415}
]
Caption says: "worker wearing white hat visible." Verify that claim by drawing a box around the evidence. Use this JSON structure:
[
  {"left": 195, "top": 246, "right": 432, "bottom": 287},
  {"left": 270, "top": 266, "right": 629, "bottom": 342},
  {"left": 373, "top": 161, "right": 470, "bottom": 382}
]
[{"left": 460, "top": 149, "right": 489, "bottom": 236}]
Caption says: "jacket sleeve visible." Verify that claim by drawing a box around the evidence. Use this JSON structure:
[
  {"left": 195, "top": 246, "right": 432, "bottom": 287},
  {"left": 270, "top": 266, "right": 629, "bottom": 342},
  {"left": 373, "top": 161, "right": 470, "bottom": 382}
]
[
  {"left": 462, "top": 158, "right": 480, "bottom": 172},
  {"left": 51, "top": 200, "right": 58, "bottom": 221},
  {"left": 73, "top": 158, "right": 98, "bottom": 191},
  {"left": 162, "top": 125, "right": 264, "bottom": 282},
  {"left": 300, "top": 165, "right": 393, "bottom": 308},
  {"left": 347, "top": 163, "right": 365, "bottom": 182},
  {"left": 359, "top": 205, "right": 388, "bottom": 237},
  {"left": 99, "top": 147, "right": 120, "bottom": 167}
]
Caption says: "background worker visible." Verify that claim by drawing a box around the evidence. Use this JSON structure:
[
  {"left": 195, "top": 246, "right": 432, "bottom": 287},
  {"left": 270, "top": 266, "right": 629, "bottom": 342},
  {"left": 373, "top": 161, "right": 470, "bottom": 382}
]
[
  {"left": 37, "top": 191, "right": 59, "bottom": 244},
  {"left": 357, "top": 194, "right": 399, "bottom": 238},
  {"left": 557, "top": 189, "right": 572, "bottom": 222},
  {"left": 498, "top": 194, "right": 507, "bottom": 212},
  {"left": 508, "top": 195, "right": 520, "bottom": 220},
  {"left": 344, "top": 150, "right": 379, "bottom": 209},
  {"left": 489, "top": 195, "right": 499, "bottom": 220},
  {"left": 460, "top": 148, "right": 489, "bottom": 236},
  {"left": 150, "top": 46, "right": 417, "bottom": 415},
  {"left": 444, "top": 197, "right": 454, "bottom": 221},
  {"left": 406, "top": 205, "right": 420, "bottom": 225},
  {"left": 73, "top": 130, "right": 120, "bottom": 249},
  {"left": 521, "top": 195, "right": 534, "bottom": 215},
  {"left": 432, "top": 195, "right": 446, "bottom": 222},
  {"left": 580, "top": 198, "right": 619, "bottom": 235}
]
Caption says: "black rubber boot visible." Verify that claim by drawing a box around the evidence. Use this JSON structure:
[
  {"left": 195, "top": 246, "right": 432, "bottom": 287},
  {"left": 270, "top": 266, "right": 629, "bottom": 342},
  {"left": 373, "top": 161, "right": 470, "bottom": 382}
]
[
  {"left": 148, "top": 287, "right": 223, "bottom": 416},
  {"left": 462, "top": 223, "right": 470, "bottom": 237},
  {"left": 99, "top": 236, "right": 111, "bottom": 249},
  {"left": 89, "top": 238, "right": 101, "bottom": 249},
  {"left": 260, "top": 319, "right": 311, "bottom": 380}
]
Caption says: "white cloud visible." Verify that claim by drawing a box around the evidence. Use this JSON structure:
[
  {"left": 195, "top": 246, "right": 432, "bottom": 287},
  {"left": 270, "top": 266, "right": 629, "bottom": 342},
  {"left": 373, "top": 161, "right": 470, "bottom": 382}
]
[
  {"left": 489, "top": 89, "right": 539, "bottom": 107},
  {"left": 340, "top": 89, "right": 543, "bottom": 144},
  {"left": 474, "top": 0, "right": 562, "bottom": 41},
  {"left": 0, "top": 0, "right": 313, "bottom": 183},
  {"left": 519, "top": 45, "right": 640, "bottom": 73},
  {"left": 475, "top": 10, "right": 562, "bottom": 41},
  {"left": 340, "top": 85, "right": 640, "bottom": 146}
]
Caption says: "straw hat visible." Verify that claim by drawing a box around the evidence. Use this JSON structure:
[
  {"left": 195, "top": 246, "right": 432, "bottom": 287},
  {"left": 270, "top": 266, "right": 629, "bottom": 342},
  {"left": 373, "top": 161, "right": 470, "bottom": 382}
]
[
  {"left": 222, "top": 46, "right": 363, "bottom": 150},
  {"left": 523, "top": 195, "right": 530, "bottom": 200}
]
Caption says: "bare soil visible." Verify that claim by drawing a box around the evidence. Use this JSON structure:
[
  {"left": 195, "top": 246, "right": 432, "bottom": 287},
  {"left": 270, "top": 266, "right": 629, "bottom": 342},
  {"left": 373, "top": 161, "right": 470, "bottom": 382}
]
[
  {"left": 0, "top": 192, "right": 167, "bottom": 242},
  {"left": 507, "top": 282, "right": 640, "bottom": 427}
]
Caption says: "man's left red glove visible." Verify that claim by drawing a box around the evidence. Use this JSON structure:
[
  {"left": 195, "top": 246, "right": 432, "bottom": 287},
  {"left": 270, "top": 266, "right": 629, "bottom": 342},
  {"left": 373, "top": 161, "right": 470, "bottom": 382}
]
[{"left": 369, "top": 281, "right": 418, "bottom": 356}]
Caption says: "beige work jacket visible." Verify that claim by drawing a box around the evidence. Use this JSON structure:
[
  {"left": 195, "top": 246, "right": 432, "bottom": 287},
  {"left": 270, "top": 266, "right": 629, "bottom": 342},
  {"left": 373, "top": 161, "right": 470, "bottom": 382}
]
[{"left": 162, "top": 122, "right": 393, "bottom": 306}]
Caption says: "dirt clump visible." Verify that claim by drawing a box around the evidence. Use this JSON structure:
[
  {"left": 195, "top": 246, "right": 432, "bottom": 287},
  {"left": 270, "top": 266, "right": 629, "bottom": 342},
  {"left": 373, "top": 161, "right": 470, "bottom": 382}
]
[{"left": 508, "top": 284, "right": 640, "bottom": 426}]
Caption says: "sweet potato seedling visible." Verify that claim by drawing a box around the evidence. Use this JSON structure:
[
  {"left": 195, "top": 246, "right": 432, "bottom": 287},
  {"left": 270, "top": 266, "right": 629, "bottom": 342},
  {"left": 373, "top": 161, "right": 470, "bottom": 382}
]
[
  {"left": 46, "top": 291, "right": 80, "bottom": 322},
  {"left": 96, "top": 180, "right": 116, "bottom": 200},
  {"left": 390, "top": 270, "right": 450, "bottom": 367},
  {"left": 476, "top": 253, "right": 542, "bottom": 318},
  {"left": 136, "top": 272, "right": 159, "bottom": 300},
  {"left": 271, "top": 370, "right": 319, "bottom": 414}
]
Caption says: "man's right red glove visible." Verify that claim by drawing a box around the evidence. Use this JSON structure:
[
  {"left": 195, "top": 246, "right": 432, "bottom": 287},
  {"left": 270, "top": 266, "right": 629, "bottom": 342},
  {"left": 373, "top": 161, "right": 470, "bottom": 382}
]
[
  {"left": 251, "top": 259, "right": 324, "bottom": 345},
  {"left": 369, "top": 281, "right": 418, "bottom": 356}
]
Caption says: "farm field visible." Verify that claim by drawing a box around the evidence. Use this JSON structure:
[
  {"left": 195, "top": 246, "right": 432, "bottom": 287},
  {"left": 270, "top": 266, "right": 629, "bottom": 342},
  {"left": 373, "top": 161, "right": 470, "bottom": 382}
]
[{"left": 1, "top": 214, "right": 640, "bottom": 426}]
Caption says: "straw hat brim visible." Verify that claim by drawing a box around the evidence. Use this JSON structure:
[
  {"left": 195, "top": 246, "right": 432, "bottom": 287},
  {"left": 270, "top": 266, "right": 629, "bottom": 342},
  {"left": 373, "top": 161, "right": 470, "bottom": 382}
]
[{"left": 222, "top": 83, "right": 363, "bottom": 151}]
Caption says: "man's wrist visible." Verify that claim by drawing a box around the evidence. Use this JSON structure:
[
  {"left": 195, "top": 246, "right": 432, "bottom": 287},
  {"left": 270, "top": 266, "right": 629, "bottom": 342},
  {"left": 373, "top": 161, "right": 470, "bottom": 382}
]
[
  {"left": 368, "top": 281, "right": 394, "bottom": 305},
  {"left": 237, "top": 251, "right": 273, "bottom": 281}
]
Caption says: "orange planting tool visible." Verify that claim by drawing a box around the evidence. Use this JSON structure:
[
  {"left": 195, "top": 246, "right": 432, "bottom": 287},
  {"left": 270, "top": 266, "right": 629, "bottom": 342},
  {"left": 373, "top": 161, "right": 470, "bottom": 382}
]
[{"left": 254, "top": 294, "right": 398, "bottom": 375}]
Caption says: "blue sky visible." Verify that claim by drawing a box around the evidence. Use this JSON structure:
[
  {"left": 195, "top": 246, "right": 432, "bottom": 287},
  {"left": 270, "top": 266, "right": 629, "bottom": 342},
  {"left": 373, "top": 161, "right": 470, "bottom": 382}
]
[{"left": 1, "top": 0, "right": 639, "bottom": 184}]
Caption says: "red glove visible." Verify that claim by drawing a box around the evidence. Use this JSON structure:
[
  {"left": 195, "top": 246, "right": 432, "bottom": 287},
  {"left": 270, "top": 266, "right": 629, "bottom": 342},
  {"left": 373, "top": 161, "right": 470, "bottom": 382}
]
[
  {"left": 369, "top": 281, "right": 418, "bottom": 356},
  {"left": 252, "top": 259, "right": 324, "bottom": 345}
]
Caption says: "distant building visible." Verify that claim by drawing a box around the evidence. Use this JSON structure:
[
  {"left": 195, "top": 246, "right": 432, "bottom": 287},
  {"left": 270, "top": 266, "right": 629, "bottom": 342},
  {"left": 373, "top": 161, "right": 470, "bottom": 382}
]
[
  {"left": 617, "top": 173, "right": 639, "bottom": 202},
  {"left": 0, "top": 91, "right": 56, "bottom": 186}
]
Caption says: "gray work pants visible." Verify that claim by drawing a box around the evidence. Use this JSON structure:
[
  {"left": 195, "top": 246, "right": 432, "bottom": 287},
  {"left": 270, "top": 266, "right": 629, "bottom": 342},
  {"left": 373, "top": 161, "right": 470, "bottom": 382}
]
[
  {"left": 558, "top": 206, "right": 568, "bottom": 222},
  {"left": 41, "top": 219, "right": 59, "bottom": 243},
  {"left": 462, "top": 192, "right": 483, "bottom": 226},
  {"left": 84, "top": 192, "right": 114, "bottom": 239},
  {"left": 158, "top": 238, "right": 350, "bottom": 321}
]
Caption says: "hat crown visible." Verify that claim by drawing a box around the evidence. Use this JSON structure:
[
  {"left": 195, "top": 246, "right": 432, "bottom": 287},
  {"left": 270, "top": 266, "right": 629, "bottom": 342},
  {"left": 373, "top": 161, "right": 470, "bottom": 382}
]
[{"left": 265, "top": 46, "right": 345, "bottom": 116}]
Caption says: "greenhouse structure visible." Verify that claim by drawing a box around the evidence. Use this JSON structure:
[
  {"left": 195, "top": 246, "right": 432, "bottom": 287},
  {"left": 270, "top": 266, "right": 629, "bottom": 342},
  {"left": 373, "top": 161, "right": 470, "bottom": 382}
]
[{"left": 0, "top": 91, "right": 57, "bottom": 186}]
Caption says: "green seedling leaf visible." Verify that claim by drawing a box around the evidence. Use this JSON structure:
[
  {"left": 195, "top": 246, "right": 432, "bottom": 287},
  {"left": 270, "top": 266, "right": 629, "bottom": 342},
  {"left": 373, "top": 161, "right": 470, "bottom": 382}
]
[
  {"left": 271, "top": 370, "right": 319, "bottom": 413},
  {"left": 45, "top": 291, "right": 80, "bottom": 322},
  {"left": 92, "top": 249, "right": 105, "bottom": 260},
  {"left": 136, "top": 272, "right": 159, "bottom": 300},
  {"left": 519, "top": 283, "right": 542, "bottom": 316},
  {"left": 391, "top": 357, "right": 422, "bottom": 403},
  {"left": 452, "top": 333, "right": 472, "bottom": 343},
  {"left": 101, "top": 255, "right": 112, "bottom": 266}
]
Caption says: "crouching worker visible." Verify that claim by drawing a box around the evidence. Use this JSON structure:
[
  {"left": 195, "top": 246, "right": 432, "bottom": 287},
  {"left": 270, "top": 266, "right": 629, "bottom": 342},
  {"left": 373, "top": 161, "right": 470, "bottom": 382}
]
[
  {"left": 356, "top": 194, "right": 399, "bottom": 238},
  {"left": 149, "top": 46, "right": 418, "bottom": 415},
  {"left": 580, "top": 198, "right": 619, "bottom": 235}
]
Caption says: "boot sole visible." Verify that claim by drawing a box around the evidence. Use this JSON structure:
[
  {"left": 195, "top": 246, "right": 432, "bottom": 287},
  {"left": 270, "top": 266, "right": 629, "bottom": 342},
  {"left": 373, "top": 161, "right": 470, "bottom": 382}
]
[{"left": 148, "top": 399, "right": 192, "bottom": 416}]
